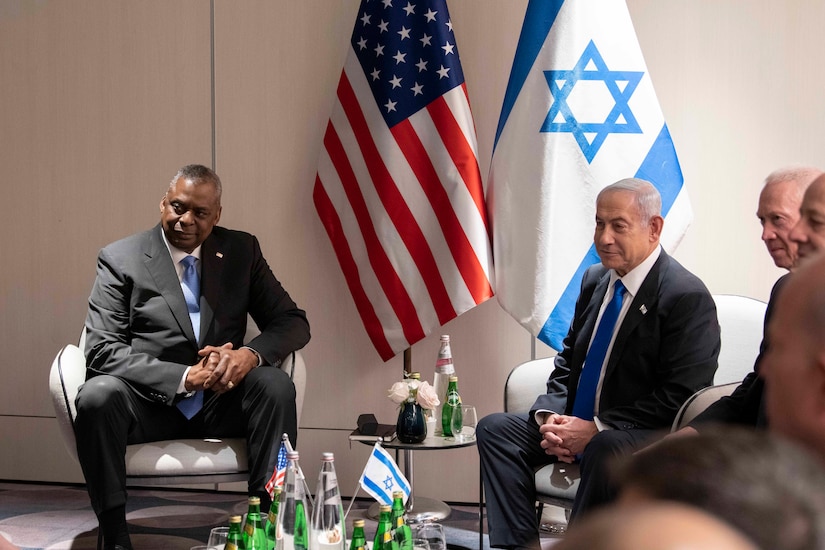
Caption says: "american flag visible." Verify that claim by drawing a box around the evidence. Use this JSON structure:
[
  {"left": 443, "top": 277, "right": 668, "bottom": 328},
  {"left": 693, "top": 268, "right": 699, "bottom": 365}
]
[
  {"left": 265, "top": 441, "right": 288, "bottom": 498},
  {"left": 314, "top": 0, "right": 494, "bottom": 361}
]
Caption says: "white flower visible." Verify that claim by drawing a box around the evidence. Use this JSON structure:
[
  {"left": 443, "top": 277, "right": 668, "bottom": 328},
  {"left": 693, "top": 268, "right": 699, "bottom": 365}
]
[
  {"left": 388, "top": 381, "right": 409, "bottom": 404},
  {"left": 415, "top": 381, "right": 440, "bottom": 410}
]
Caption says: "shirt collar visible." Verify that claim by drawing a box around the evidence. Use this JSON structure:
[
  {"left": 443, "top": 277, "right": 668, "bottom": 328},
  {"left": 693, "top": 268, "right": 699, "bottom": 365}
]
[
  {"left": 609, "top": 245, "right": 661, "bottom": 297},
  {"left": 159, "top": 226, "right": 202, "bottom": 267}
]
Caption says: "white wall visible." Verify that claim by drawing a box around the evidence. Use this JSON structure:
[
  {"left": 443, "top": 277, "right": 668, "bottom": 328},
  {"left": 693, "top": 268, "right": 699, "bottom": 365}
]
[{"left": 1, "top": 0, "right": 823, "bottom": 504}]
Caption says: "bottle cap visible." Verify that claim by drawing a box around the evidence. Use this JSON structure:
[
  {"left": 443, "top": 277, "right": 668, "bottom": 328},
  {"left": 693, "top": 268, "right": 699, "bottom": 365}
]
[
  {"left": 229, "top": 515, "right": 242, "bottom": 523},
  {"left": 321, "top": 452, "right": 334, "bottom": 461},
  {"left": 380, "top": 504, "right": 392, "bottom": 512},
  {"left": 248, "top": 496, "right": 260, "bottom": 505},
  {"left": 353, "top": 519, "right": 365, "bottom": 527},
  {"left": 272, "top": 486, "right": 282, "bottom": 495},
  {"left": 287, "top": 450, "right": 299, "bottom": 460},
  {"left": 440, "top": 334, "right": 450, "bottom": 341},
  {"left": 449, "top": 375, "right": 458, "bottom": 382},
  {"left": 409, "top": 372, "right": 421, "bottom": 380},
  {"left": 392, "top": 490, "right": 404, "bottom": 498}
]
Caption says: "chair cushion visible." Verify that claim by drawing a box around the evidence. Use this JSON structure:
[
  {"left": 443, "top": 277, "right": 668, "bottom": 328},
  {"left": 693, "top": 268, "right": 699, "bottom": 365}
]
[
  {"left": 535, "top": 462, "right": 580, "bottom": 501},
  {"left": 125, "top": 438, "right": 248, "bottom": 477}
]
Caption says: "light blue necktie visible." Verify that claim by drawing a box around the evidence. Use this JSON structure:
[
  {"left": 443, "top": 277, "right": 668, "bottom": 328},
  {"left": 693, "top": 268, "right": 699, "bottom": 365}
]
[
  {"left": 177, "top": 255, "right": 203, "bottom": 419},
  {"left": 572, "top": 280, "right": 626, "bottom": 421}
]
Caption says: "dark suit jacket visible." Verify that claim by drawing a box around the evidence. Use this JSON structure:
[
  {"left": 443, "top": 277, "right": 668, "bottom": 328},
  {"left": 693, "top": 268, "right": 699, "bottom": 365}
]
[
  {"left": 689, "top": 274, "right": 788, "bottom": 428},
  {"left": 84, "top": 224, "right": 310, "bottom": 405},
  {"left": 531, "top": 250, "right": 720, "bottom": 430}
]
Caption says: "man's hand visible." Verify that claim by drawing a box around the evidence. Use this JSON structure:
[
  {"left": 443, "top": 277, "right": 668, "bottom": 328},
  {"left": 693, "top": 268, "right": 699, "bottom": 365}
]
[
  {"left": 196, "top": 343, "right": 259, "bottom": 394},
  {"left": 539, "top": 414, "right": 598, "bottom": 462}
]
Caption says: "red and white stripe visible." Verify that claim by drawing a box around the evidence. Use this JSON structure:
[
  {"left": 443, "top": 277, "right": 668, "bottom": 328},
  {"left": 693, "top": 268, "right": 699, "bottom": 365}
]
[{"left": 314, "top": 49, "right": 493, "bottom": 361}]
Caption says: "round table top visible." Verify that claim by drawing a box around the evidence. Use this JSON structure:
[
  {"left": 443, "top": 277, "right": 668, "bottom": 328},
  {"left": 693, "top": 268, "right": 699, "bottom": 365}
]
[{"left": 376, "top": 431, "right": 476, "bottom": 450}]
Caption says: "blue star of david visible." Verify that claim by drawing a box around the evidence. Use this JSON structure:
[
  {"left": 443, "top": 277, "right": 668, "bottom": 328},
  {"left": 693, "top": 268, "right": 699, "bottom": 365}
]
[
  {"left": 542, "top": 40, "right": 644, "bottom": 163},
  {"left": 383, "top": 475, "right": 394, "bottom": 490}
]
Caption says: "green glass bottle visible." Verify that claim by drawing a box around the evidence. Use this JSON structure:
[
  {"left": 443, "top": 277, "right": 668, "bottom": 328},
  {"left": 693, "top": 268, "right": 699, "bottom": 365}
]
[
  {"left": 243, "top": 496, "right": 268, "bottom": 550},
  {"left": 349, "top": 519, "right": 367, "bottom": 550},
  {"left": 265, "top": 487, "right": 282, "bottom": 550},
  {"left": 372, "top": 504, "right": 393, "bottom": 550},
  {"left": 380, "top": 529, "right": 400, "bottom": 550},
  {"left": 390, "top": 491, "right": 413, "bottom": 550},
  {"left": 226, "top": 515, "right": 244, "bottom": 550},
  {"left": 441, "top": 375, "right": 461, "bottom": 436}
]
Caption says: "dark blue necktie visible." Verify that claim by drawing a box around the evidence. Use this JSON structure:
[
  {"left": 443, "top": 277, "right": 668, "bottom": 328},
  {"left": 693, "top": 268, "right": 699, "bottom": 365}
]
[
  {"left": 572, "top": 280, "right": 626, "bottom": 421},
  {"left": 177, "top": 255, "right": 203, "bottom": 419}
]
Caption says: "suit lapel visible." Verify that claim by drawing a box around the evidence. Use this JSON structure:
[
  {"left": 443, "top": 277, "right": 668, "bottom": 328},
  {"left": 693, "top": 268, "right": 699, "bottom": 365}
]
[
  {"left": 144, "top": 226, "right": 197, "bottom": 343},
  {"left": 200, "top": 231, "right": 226, "bottom": 344}
]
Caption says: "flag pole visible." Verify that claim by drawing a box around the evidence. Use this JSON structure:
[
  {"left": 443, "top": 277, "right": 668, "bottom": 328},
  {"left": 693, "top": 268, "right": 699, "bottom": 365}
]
[
  {"left": 403, "top": 347, "right": 412, "bottom": 377},
  {"left": 345, "top": 443, "right": 378, "bottom": 519}
]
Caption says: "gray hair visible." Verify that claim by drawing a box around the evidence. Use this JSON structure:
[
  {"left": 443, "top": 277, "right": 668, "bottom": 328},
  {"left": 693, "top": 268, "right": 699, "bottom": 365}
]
[
  {"left": 168, "top": 164, "right": 223, "bottom": 200},
  {"left": 764, "top": 166, "right": 822, "bottom": 194},
  {"left": 597, "top": 178, "right": 662, "bottom": 226}
]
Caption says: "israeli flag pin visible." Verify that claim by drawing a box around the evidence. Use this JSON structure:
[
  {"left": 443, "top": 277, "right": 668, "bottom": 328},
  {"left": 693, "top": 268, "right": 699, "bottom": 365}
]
[{"left": 639, "top": 304, "right": 647, "bottom": 315}]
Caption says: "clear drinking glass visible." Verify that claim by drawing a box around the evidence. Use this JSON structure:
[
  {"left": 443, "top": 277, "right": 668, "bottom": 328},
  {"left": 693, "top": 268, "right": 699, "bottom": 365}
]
[
  {"left": 411, "top": 538, "right": 431, "bottom": 550},
  {"left": 411, "top": 522, "right": 446, "bottom": 550},
  {"left": 207, "top": 526, "right": 229, "bottom": 549},
  {"left": 452, "top": 405, "right": 477, "bottom": 442}
]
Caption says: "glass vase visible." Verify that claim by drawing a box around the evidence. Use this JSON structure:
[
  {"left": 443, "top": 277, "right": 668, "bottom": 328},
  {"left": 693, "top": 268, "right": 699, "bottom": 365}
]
[{"left": 396, "top": 401, "right": 427, "bottom": 443}]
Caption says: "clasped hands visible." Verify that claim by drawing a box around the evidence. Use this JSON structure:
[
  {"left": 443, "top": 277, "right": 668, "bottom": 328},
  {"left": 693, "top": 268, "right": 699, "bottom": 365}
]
[
  {"left": 184, "top": 343, "right": 259, "bottom": 394},
  {"left": 539, "top": 413, "right": 599, "bottom": 463}
]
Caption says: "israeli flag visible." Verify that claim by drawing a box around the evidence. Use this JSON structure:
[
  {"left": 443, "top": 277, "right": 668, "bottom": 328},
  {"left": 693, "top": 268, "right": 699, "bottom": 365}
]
[
  {"left": 488, "top": 0, "right": 691, "bottom": 350},
  {"left": 358, "top": 443, "right": 411, "bottom": 505}
]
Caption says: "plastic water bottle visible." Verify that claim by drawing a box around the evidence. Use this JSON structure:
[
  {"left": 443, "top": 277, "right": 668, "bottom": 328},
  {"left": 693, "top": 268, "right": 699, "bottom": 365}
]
[
  {"left": 431, "top": 335, "right": 454, "bottom": 435},
  {"left": 310, "top": 453, "right": 345, "bottom": 550},
  {"left": 276, "top": 451, "right": 309, "bottom": 550}
]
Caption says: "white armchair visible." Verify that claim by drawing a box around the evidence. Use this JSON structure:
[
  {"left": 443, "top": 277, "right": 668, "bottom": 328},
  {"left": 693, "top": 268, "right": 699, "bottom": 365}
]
[
  {"left": 49, "top": 327, "right": 306, "bottom": 487},
  {"left": 486, "top": 293, "right": 767, "bottom": 534}
]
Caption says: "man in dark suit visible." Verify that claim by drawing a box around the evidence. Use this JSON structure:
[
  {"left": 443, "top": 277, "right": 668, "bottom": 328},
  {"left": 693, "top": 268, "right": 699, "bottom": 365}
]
[
  {"left": 477, "top": 178, "right": 720, "bottom": 550},
  {"left": 75, "top": 164, "right": 310, "bottom": 550},
  {"left": 674, "top": 167, "right": 820, "bottom": 432}
]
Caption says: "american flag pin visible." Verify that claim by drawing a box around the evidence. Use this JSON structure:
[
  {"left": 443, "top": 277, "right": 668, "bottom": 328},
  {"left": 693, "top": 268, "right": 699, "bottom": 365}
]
[
  {"left": 216, "top": 252, "right": 223, "bottom": 258},
  {"left": 640, "top": 305, "right": 647, "bottom": 314}
]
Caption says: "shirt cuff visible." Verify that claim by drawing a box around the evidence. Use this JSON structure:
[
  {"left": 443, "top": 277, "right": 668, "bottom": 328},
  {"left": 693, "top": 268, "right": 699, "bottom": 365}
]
[
  {"left": 242, "top": 346, "right": 263, "bottom": 367},
  {"left": 177, "top": 367, "right": 191, "bottom": 394},
  {"left": 594, "top": 416, "right": 611, "bottom": 431}
]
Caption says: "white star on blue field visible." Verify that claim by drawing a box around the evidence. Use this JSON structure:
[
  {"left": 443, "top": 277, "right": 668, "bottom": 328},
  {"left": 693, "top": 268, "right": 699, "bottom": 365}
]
[{"left": 542, "top": 40, "right": 644, "bottom": 163}]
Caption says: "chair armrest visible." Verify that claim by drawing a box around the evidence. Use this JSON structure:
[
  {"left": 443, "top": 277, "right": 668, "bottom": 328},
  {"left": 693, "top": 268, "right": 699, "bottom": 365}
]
[{"left": 49, "top": 344, "right": 87, "bottom": 462}]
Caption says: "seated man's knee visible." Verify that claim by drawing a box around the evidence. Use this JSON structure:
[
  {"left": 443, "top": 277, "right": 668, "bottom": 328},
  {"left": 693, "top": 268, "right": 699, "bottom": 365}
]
[
  {"left": 583, "top": 429, "right": 626, "bottom": 459},
  {"left": 477, "top": 412, "right": 516, "bottom": 444},
  {"left": 75, "top": 375, "right": 129, "bottom": 416},
  {"left": 245, "top": 367, "right": 296, "bottom": 404}
]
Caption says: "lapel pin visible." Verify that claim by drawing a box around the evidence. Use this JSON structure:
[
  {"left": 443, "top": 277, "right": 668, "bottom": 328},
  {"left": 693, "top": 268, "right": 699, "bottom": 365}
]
[
  {"left": 639, "top": 304, "right": 647, "bottom": 315},
  {"left": 216, "top": 252, "right": 223, "bottom": 258}
]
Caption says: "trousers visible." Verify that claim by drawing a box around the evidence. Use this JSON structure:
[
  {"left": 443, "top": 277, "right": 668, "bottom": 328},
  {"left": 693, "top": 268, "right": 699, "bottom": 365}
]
[
  {"left": 74, "top": 367, "right": 296, "bottom": 515},
  {"left": 477, "top": 412, "right": 656, "bottom": 548}
]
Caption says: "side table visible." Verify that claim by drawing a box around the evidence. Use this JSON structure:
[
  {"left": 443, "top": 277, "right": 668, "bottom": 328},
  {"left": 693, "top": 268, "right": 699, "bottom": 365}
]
[{"left": 351, "top": 431, "right": 476, "bottom": 523}]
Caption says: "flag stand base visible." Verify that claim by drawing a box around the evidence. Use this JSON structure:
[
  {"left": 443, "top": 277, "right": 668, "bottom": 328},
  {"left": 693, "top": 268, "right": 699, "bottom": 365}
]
[{"left": 366, "top": 496, "right": 451, "bottom": 522}]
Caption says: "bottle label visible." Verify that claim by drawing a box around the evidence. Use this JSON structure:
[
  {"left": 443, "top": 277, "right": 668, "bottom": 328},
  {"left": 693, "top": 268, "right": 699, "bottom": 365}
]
[
  {"left": 226, "top": 544, "right": 238, "bottom": 550},
  {"left": 447, "top": 390, "right": 461, "bottom": 406}
]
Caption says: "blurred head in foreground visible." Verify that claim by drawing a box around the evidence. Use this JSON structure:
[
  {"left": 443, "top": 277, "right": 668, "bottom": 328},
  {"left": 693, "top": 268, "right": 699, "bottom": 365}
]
[
  {"left": 614, "top": 426, "right": 825, "bottom": 550},
  {"left": 554, "top": 501, "right": 757, "bottom": 550}
]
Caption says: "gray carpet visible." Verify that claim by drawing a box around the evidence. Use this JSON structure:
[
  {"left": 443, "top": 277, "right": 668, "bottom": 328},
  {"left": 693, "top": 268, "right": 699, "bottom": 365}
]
[{"left": 0, "top": 482, "right": 507, "bottom": 549}]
